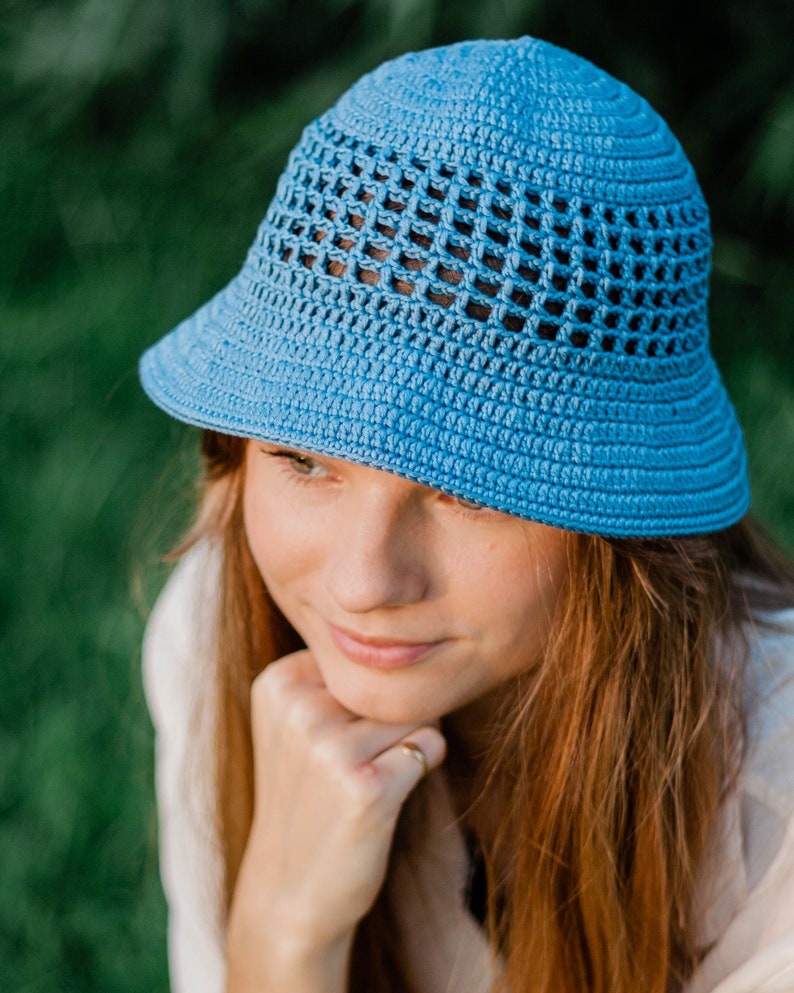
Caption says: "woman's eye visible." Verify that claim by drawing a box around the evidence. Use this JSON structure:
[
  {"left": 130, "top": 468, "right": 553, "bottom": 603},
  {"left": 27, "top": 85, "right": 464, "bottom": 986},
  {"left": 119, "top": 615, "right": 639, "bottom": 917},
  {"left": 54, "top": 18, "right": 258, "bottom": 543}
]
[
  {"left": 455, "top": 496, "right": 485, "bottom": 511},
  {"left": 288, "top": 454, "right": 322, "bottom": 475},
  {"left": 261, "top": 447, "right": 329, "bottom": 478},
  {"left": 287, "top": 455, "right": 317, "bottom": 476}
]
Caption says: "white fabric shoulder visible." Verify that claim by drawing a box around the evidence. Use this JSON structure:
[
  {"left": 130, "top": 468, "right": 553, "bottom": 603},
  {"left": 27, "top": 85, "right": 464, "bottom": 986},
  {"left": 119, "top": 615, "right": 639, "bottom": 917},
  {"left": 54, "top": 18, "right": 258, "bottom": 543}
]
[
  {"left": 142, "top": 540, "right": 226, "bottom": 993},
  {"left": 689, "top": 609, "right": 794, "bottom": 993}
]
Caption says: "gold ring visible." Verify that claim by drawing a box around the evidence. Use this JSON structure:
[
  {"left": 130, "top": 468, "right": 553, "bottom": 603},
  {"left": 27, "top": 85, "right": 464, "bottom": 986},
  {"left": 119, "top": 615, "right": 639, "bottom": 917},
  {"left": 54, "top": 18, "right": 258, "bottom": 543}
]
[{"left": 400, "top": 741, "right": 428, "bottom": 778}]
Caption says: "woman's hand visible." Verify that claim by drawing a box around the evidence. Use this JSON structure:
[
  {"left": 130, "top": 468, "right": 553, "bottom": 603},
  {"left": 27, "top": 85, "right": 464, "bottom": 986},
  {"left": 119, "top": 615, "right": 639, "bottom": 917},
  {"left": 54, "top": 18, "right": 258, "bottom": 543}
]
[{"left": 225, "top": 650, "right": 446, "bottom": 993}]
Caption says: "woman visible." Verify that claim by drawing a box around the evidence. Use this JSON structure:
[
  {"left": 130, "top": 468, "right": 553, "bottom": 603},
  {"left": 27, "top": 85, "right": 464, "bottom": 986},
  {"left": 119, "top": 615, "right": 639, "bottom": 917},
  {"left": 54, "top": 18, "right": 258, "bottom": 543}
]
[{"left": 139, "top": 37, "right": 794, "bottom": 993}]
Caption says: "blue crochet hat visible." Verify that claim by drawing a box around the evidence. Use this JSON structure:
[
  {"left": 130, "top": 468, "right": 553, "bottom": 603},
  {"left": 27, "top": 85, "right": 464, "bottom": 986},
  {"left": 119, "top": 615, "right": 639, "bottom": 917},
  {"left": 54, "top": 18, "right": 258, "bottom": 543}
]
[{"left": 140, "top": 37, "right": 750, "bottom": 537}]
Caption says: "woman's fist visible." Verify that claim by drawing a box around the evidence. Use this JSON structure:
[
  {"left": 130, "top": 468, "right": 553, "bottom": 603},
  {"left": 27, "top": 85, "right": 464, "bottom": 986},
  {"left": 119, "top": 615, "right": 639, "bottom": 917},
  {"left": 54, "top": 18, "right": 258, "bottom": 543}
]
[{"left": 225, "top": 651, "right": 446, "bottom": 991}]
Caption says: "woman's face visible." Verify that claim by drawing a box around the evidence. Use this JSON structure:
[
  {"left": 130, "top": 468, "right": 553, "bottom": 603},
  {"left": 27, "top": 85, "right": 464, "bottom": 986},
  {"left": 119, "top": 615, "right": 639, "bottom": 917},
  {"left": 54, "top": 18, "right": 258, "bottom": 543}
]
[{"left": 243, "top": 442, "right": 569, "bottom": 726}]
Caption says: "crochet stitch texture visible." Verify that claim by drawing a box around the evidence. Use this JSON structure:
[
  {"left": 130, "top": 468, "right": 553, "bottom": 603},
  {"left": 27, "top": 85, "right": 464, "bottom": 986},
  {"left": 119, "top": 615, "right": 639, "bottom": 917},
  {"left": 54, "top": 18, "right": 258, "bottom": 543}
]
[{"left": 140, "top": 36, "right": 751, "bottom": 537}]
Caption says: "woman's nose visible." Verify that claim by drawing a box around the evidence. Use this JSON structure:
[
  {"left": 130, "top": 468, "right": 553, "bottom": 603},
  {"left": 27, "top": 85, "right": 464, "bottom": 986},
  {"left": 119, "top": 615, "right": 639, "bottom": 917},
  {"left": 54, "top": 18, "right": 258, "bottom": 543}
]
[{"left": 324, "top": 481, "right": 430, "bottom": 613}]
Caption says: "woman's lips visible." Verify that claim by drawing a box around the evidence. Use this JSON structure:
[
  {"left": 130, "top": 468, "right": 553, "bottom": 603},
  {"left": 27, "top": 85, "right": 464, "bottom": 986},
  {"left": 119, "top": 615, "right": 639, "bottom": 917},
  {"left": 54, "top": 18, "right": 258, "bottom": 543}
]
[{"left": 327, "top": 623, "right": 445, "bottom": 669}]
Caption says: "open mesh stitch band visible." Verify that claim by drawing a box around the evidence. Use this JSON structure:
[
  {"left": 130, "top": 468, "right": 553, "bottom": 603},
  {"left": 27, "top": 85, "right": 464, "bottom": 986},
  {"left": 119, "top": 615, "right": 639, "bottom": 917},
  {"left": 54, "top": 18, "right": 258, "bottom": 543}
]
[{"left": 139, "top": 36, "right": 750, "bottom": 537}]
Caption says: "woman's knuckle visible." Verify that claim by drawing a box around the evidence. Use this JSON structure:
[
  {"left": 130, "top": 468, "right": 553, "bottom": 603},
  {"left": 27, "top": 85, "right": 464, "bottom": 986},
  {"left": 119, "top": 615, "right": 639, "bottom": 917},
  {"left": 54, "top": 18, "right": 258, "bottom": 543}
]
[
  {"left": 285, "top": 693, "right": 324, "bottom": 735},
  {"left": 249, "top": 675, "right": 275, "bottom": 718},
  {"left": 308, "top": 732, "right": 344, "bottom": 771},
  {"left": 348, "top": 766, "right": 389, "bottom": 816},
  {"left": 254, "top": 659, "right": 286, "bottom": 693}
]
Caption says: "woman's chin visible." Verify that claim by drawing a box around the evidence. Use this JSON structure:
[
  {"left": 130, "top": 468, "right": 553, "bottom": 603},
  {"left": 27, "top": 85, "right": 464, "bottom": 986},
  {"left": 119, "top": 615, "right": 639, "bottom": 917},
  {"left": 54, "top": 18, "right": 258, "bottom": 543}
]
[{"left": 323, "top": 674, "right": 442, "bottom": 726}]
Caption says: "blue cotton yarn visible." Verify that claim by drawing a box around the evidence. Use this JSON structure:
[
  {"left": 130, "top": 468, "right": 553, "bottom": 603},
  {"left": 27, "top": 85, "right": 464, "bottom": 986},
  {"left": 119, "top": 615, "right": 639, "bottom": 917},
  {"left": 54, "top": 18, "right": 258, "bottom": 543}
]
[{"left": 139, "top": 36, "right": 751, "bottom": 537}]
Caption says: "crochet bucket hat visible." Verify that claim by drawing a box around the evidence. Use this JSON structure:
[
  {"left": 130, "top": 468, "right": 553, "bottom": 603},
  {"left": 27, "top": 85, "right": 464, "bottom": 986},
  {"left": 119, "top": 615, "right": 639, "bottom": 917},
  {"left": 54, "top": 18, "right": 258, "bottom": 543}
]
[{"left": 139, "top": 36, "right": 750, "bottom": 537}]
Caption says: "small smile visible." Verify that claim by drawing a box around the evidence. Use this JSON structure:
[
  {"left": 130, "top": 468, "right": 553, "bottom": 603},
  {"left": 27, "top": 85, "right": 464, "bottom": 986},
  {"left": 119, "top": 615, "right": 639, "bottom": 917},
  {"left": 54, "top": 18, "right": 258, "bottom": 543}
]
[{"left": 327, "top": 623, "right": 446, "bottom": 669}]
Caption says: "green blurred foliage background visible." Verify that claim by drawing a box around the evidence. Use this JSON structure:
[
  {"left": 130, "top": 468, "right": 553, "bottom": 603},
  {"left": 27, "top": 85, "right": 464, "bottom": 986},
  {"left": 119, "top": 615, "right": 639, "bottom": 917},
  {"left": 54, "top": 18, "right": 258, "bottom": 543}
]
[{"left": 1, "top": 0, "right": 792, "bottom": 989}]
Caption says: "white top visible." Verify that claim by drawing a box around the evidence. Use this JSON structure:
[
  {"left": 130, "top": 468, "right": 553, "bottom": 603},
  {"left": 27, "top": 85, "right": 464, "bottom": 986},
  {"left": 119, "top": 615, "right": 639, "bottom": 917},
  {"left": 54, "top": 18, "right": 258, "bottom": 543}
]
[{"left": 142, "top": 542, "right": 794, "bottom": 993}]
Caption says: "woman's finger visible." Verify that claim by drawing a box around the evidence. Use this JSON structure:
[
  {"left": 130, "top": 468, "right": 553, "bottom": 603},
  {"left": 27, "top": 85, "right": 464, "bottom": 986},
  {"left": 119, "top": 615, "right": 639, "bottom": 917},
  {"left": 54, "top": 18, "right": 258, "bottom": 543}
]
[
  {"left": 322, "top": 715, "right": 432, "bottom": 763},
  {"left": 368, "top": 726, "right": 447, "bottom": 810}
]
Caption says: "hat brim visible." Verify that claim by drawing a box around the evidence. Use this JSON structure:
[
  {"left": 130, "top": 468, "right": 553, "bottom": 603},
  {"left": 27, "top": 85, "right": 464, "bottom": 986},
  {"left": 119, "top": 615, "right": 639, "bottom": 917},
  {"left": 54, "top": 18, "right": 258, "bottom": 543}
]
[{"left": 139, "top": 268, "right": 749, "bottom": 538}]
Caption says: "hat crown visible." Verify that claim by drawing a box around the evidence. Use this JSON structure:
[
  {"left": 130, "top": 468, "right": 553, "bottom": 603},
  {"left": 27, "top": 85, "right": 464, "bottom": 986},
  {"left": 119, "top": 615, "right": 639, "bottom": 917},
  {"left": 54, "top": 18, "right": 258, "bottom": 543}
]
[
  {"left": 326, "top": 38, "right": 694, "bottom": 204},
  {"left": 265, "top": 37, "right": 710, "bottom": 365}
]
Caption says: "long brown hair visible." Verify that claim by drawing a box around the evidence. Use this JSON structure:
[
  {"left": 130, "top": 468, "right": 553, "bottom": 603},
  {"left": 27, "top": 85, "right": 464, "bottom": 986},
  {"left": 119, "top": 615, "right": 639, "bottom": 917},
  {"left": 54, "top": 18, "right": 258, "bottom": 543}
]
[{"left": 181, "top": 429, "right": 794, "bottom": 993}]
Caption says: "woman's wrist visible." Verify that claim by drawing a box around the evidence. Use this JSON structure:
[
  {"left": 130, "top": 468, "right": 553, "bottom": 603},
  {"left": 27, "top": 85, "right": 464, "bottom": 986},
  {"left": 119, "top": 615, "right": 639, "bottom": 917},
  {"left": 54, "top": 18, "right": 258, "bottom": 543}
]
[{"left": 226, "top": 905, "right": 353, "bottom": 993}]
